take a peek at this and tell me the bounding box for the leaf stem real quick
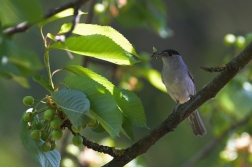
[32,97,48,113]
[33,107,48,115]
[44,50,54,89]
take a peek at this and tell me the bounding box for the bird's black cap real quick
[160,49,180,56]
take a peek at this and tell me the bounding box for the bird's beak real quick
[151,47,165,59]
[151,52,165,59]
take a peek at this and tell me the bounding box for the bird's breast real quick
[162,68,194,104]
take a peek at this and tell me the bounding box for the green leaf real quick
[59,23,139,57]
[150,0,167,15]
[20,112,60,167]
[144,69,167,92]
[49,35,138,65]
[122,116,135,141]
[52,89,91,129]
[120,89,146,127]
[12,75,29,88]
[218,82,252,119]
[0,36,41,87]
[63,65,146,127]
[38,9,87,27]
[9,49,43,76]
[0,61,20,76]
[0,0,42,25]
[0,63,29,88]
[64,76,122,138]
[114,1,170,38]
[0,70,12,79]
[32,75,54,93]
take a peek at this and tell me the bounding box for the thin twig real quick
[3,0,89,36]
[182,112,252,167]
[55,5,82,42]
[63,120,118,157]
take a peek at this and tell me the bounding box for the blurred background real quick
[1,0,252,166]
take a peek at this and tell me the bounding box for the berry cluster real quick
[22,96,85,151]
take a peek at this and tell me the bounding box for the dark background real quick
[1,0,252,166]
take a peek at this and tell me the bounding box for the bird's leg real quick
[172,101,180,113]
[189,94,195,100]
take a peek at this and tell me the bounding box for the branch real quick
[200,63,235,72]
[102,42,252,167]
[55,5,82,42]
[63,120,117,157]
[3,0,89,36]
[182,112,252,167]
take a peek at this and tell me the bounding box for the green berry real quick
[71,125,80,133]
[27,125,32,130]
[42,142,51,152]
[52,129,63,140]
[23,112,34,122]
[30,130,41,140]
[50,141,56,151]
[23,96,34,106]
[50,118,62,129]
[72,135,83,146]
[88,119,98,128]
[41,131,50,141]
[44,109,55,121]
[35,121,43,130]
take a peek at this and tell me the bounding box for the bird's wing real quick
[188,70,196,94]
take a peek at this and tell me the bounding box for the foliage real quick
[93,0,171,38]
[201,33,252,167]
[3,0,252,167]
[9,5,151,165]
[1,1,170,166]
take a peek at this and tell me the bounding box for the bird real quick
[152,49,207,136]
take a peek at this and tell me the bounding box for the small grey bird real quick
[153,49,207,136]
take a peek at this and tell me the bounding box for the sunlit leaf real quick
[49,34,138,65]
[59,23,139,57]
[38,9,87,27]
[144,69,166,92]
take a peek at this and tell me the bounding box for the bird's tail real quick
[188,110,207,136]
